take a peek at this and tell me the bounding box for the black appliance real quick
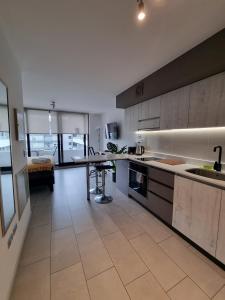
[128,147,136,155]
[136,157,160,162]
[129,162,148,197]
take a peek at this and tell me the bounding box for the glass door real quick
[29,133,59,164]
[61,133,87,164]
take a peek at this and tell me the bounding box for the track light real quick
[137,0,146,21]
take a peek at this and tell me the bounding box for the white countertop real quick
[72,153,225,190]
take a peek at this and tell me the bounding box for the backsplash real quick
[141,128,225,165]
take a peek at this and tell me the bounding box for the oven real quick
[128,162,148,198]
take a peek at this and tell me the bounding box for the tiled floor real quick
[11,168,225,300]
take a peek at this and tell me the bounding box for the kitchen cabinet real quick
[216,191,225,264]
[173,176,221,256]
[147,167,174,225]
[138,97,161,130]
[116,160,129,196]
[117,29,225,109]
[160,86,190,129]
[188,72,225,128]
[124,105,138,133]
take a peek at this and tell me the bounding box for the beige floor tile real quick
[52,205,72,231]
[51,263,90,300]
[126,272,170,300]
[77,228,113,279]
[51,227,80,273]
[168,277,210,300]
[11,259,50,300]
[134,212,172,243]
[103,231,148,284]
[30,205,51,228]
[213,286,225,300]
[113,191,146,216]
[88,205,119,237]
[20,225,51,266]
[160,236,225,297]
[87,268,130,300]
[71,207,96,234]
[130,233,186,291]
[110,210,144,240]
[190,246,225,279]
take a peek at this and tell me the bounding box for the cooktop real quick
[136,157,160,162]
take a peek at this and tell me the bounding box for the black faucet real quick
[213,145,222,172]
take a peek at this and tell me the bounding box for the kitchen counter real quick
[73,153,225,190]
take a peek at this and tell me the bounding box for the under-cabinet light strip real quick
[136,127,225,134]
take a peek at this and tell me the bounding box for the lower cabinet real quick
[173,176,221,256]
[216,191,225,264]
[147,167,174,225]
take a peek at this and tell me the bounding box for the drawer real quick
[148,180,173,203]
[148,167,174,188]
[147,192,173,225]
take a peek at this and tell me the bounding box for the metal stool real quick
[95,165,113,204]
[88,146,102,195]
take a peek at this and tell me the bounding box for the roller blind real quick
[0,105,9,132]
[59,112,88,134]
[26,109,58,134]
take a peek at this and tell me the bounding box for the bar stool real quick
[88,147,102,195]
[95,165,113,204]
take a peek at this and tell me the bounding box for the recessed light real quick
[137,0,146,21]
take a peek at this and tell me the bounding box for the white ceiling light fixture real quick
[137,0,146,21]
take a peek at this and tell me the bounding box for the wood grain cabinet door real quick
[216,191,225,264]
[173,176,221,256]
[160,86,190,130]
[188,72,225,128]
[173,176,193,239]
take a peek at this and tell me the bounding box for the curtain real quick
[58,112,88,134]
[25,109,58,134]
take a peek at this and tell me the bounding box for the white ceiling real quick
[0,0,225,113]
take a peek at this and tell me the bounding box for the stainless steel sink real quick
[186,168,225,181]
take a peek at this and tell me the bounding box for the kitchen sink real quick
[186,168,225,181]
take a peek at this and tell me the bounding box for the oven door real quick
[129,167,147,197]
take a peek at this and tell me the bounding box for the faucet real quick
[213,145,222,172]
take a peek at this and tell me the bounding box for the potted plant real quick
[106,142,127,182]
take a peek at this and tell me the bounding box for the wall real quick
[143,128,225,164]
[101,108,131,151]
[0,27,31,300]
[89,113,103,152]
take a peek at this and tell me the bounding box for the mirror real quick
[0,80,15,235]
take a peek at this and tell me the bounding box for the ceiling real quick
[0,0,225,113]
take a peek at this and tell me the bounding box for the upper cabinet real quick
[117,29,225,109]
[188,72,225,128]
[138,97,160,130]
[160,86,190,130]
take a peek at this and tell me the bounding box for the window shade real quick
[26,109,58,134]
[59,112,88,134]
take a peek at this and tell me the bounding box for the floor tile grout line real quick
[127,232,190,294]
[211,283,225,299]
[158,237,225,298]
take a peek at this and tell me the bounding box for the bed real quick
[27,156,55,191]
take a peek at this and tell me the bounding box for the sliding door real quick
[25,109,89,166]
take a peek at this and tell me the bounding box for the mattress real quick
[27,155,54,173]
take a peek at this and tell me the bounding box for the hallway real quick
[11,168,225,300]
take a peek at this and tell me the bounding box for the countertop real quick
[72,153,225,190]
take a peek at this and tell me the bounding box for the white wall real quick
[89,113,103,153]
[101,108,129,151]
[143,128,225,164]
[0,27,31,300]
